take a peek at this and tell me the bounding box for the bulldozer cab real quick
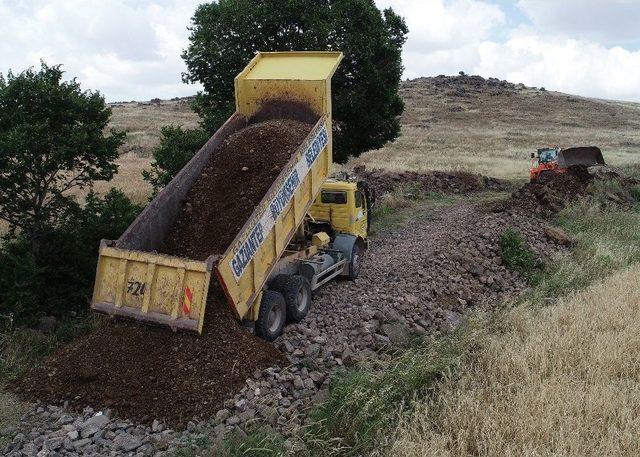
[537,147,559,163]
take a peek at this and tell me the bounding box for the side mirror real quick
[530,152,535,159]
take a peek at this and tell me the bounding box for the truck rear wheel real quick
[255,290,286,341]
[270,275,312,323]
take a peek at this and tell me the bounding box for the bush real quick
[0,189,141,326]
[500,228,537,278]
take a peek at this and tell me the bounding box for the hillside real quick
[350,75,640,178]
[106,75,640,203]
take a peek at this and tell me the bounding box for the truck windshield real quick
[538,149,557,163]
[321,191,347,204]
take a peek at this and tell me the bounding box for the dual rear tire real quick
[255,275,311,341]
[256,244,364,341]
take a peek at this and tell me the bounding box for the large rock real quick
[543,225,573,246]
[381,323,410,346]
[113,433,142,452]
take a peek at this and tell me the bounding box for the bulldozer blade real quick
[558,147,605,168]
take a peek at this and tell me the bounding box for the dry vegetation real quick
[350,78,640,179]
[390,264,640,456]
[109,98,198,157]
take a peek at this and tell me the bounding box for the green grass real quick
[526,201,640,305]
[499,227,538,278]
[304,330,471,456]
[217,425,287,457]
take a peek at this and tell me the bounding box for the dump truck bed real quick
[91,52,342,333]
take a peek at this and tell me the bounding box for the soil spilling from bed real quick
[162,119,313,259]
[12,287,286,425]
[12,118,314,426]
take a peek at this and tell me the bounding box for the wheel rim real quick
[352,250,361,274]
[297,287,309,312]
[267,305,283,333]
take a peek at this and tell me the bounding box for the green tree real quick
[0,62,125,254]
[0,189,141,325]
[142,126,210,194]
[182,0,407,164]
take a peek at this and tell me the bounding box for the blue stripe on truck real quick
[230,122,329,281]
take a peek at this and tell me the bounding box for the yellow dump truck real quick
[91,52,372,341]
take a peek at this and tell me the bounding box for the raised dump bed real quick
[92,52,343,334]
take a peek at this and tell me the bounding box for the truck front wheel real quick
[348,242,364,280]
[255,290,286,341]
[270,275,312,323]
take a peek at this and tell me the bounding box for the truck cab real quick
[309,179,371,241]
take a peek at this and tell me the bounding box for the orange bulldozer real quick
[530,146,605,182]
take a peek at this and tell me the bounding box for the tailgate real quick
[91,244,214,334]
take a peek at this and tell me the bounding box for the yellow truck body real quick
[92,52,343,334]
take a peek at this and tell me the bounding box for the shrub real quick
[0,189,141,326]
[500,228,537,277]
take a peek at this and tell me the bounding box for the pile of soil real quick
[353,166,506,197]
[500,166,639,215]
[13,287,287,426]
[162,119,314,259]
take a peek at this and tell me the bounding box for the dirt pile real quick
[162,119,313,259]
[502,166,639,216]
[353,166,506,197]
[13,287,287,426]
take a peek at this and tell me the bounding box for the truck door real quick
[354,189,368,238]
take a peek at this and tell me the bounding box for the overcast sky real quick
[1,0,639,103]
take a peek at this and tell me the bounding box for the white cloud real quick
[375,0,505,77]
[0,0,202,102]
[475,34,640,102]
[517,0,640,46]
[375,0,640,102]
[1,0,639,103]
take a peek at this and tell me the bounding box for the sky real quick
[1,0,639,103]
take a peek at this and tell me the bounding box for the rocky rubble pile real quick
[1,405,212,457]
[502,166,639,216]
[403,74,539,98]
[353,166,506,196]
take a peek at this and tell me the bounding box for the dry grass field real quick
[350,77,640,179]
[109,98,199,157]
[390,264,640,456]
